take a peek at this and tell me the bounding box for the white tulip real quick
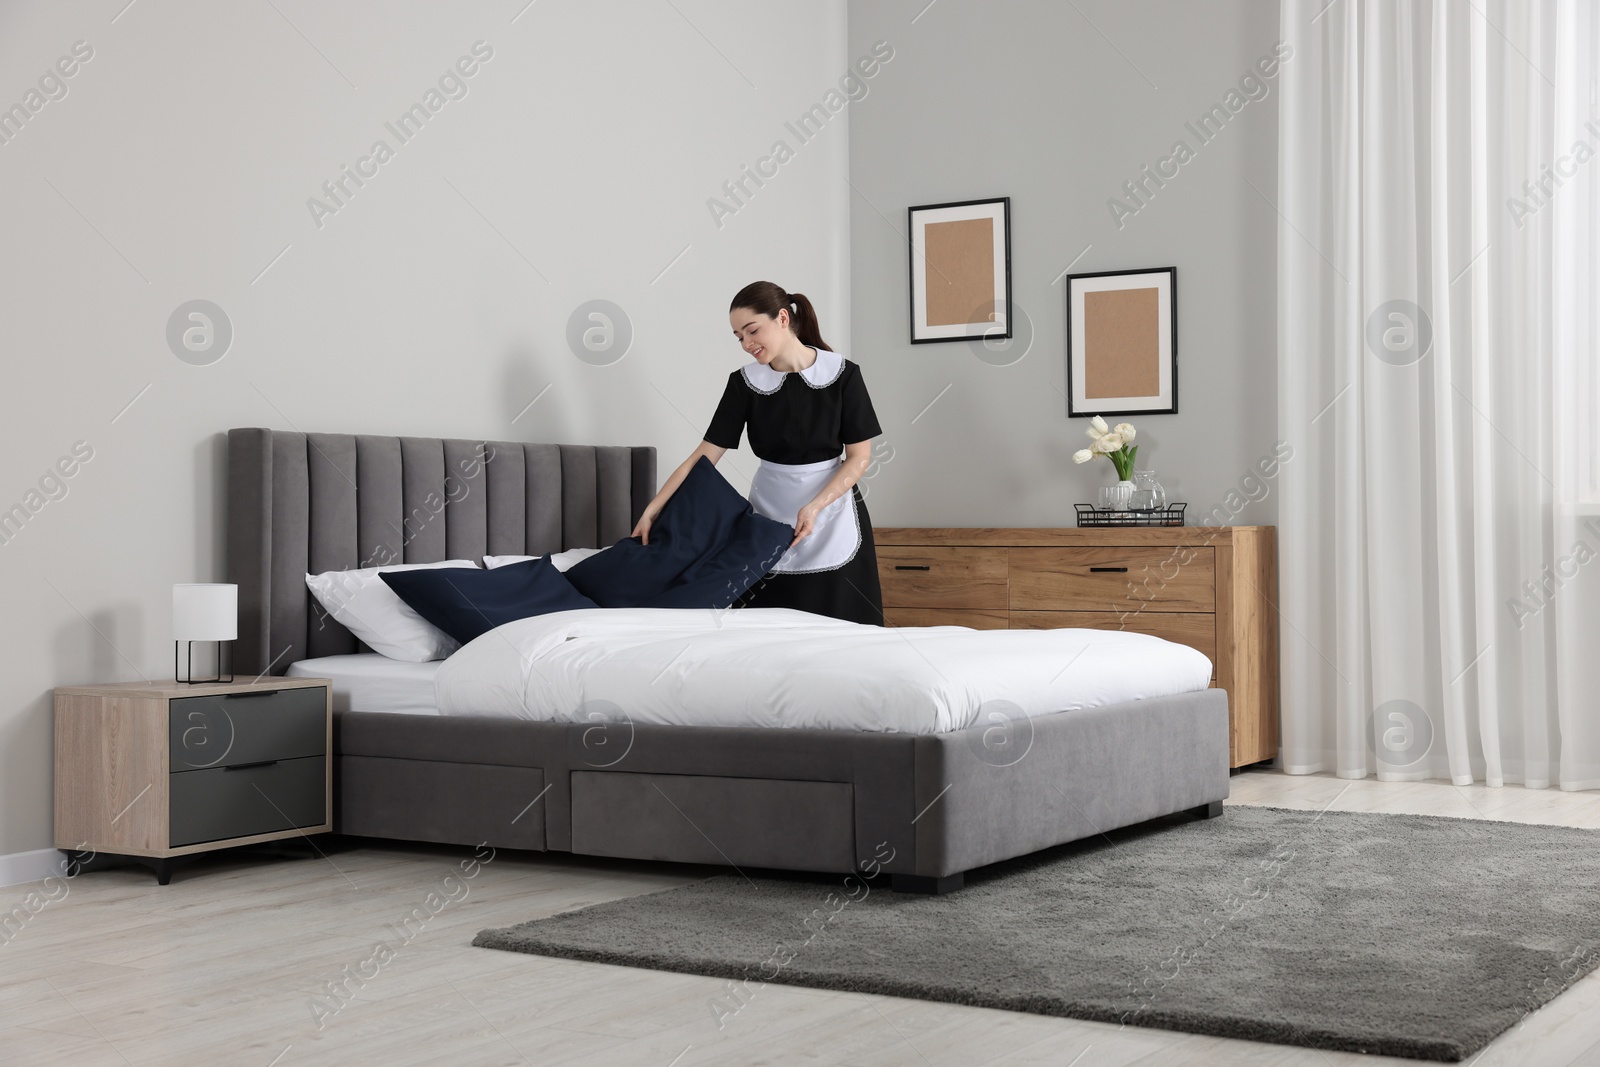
[1085,426,1106,441]
[1094,433,1124,452]
[1072,448,1094,464]
[1114,423,1137,442]
[1090,415,1110,434]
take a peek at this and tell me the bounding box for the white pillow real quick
[305,559,479,662]
[483,546,608,572]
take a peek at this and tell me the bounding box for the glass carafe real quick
[1130,469,1166,512]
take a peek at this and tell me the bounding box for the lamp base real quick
[175,640,234,685]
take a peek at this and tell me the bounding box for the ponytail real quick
[729,280,832,352]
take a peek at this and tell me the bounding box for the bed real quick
[228,428,1229,892]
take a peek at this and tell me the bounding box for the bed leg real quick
[890,872,964,895]
[1190,800,1224,820]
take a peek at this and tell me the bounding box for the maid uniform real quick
[703,346,885,626]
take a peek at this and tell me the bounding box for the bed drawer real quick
[1009,547,1214,613]
[878,547,1008,609]
[885,607,1009,630]
[337,757,545,851]
[1010,610,1218,669]
[571,772,855,874]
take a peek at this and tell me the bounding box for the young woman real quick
[631,281,885,625]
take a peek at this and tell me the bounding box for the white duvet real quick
[434,608,1212,735]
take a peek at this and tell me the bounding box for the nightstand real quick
[54,677,332,884]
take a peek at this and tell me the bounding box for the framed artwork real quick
[1065,266,1177,416]
[907,196,1011,344]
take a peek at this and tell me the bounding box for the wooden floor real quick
[5,771,1600,1066]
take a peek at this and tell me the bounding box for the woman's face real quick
[729,307,787,365]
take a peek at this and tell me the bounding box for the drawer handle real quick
[894,565,932,571]
[1089,566,1129,573]
[224,690,280,700]
[224,760,280,771]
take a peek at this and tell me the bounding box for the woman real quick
[631,281,885,625]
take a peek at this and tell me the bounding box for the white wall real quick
[0,0,849,871]
[0,0,1285,874]
[847,0,1281,527]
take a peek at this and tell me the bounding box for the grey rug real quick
[474,806,1600,1061]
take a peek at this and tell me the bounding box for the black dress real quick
[703,348,885,626]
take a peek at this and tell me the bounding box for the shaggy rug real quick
[474,805,1600,1061]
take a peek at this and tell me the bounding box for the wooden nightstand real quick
[54,677,332,884]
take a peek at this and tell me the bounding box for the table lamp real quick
[173,583,237,684]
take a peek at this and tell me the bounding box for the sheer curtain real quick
[1277,0,1600,789]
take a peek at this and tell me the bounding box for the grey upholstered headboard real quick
[226,428,656,676]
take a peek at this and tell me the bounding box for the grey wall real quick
[847,0,1281,527]
[0,0,849,867]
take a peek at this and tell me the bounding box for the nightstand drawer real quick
[169,686,327,772]
[878,547,1008,609]
[1010,547,1214,612]
[169,755,327,847]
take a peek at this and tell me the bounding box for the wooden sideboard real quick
[874,527,1279,769]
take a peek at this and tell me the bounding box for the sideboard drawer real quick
[169,686,327,772]
[169,755,327,847]
[878,547,1008,609]
[1010,610,1217,670]
[885,607,1010,630]
[1009,547,1214,613]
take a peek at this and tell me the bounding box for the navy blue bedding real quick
[379,556,598,645]
[564,456,792,609]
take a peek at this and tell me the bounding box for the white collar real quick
[740,347,845,394]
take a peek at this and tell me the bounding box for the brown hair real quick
[729,281,831,352]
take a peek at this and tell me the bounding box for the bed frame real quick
[227,428,1229,892]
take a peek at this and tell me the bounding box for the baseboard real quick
[0,848,66,889]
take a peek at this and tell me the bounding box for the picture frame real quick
[907,196,1011,344]
[1065,266,1177,417]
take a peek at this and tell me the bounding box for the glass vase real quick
[1130,469,1166,512]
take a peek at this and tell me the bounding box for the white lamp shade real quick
[172,584,238,642]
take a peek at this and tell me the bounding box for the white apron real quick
[748,457,860,574]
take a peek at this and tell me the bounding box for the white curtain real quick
[1278,0,1600,789]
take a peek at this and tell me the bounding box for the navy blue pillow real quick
[378,556,598,645]
[565,456,793,609]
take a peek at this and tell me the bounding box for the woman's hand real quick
[791,502,822,547]
[633,441,726,547]
[631,510,656,545]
